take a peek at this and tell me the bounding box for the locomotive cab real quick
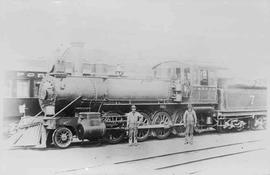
[152,61,218,104]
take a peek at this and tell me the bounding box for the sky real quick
[1,0,270,78]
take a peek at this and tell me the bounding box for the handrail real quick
[52,96,82,118]
[34,111,43,117]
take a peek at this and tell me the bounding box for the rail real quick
[114,139,261,165]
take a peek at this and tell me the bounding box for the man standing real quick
[126,105,143,146]
[183,104,197,144]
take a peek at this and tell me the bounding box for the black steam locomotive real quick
[16,60,267,148]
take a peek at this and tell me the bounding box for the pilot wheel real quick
[52,127,73,149]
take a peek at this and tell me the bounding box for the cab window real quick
[167,68,172,77]
[200,69,208,85]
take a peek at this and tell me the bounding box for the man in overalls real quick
[126,105,143,146]
[183,104,197,144]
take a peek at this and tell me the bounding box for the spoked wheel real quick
[103,112,125,144]
[172,110,185,137]
[105,130,125,144]
[137,112,151,142]
[236,125,245,132]
[251,116,266,130]
[234,120,245,132]
[52,127,73,149]
[152,111,172,139]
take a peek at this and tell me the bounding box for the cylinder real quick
[77,112,106,140]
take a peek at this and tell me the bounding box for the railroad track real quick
[55,139,266,175]
[114,139,265,171]
[156,148,264,170]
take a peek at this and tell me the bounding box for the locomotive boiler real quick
[38,74,172,115]
[13,60,267,149]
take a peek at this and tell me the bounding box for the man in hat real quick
[126,105,143,146]
[183,104,197,144]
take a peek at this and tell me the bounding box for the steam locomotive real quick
[18,60,267,148]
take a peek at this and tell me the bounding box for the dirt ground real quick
[0,130,269,175]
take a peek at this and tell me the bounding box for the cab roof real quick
[152,60,226,70]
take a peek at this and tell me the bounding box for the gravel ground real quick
[0,130,269,175]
